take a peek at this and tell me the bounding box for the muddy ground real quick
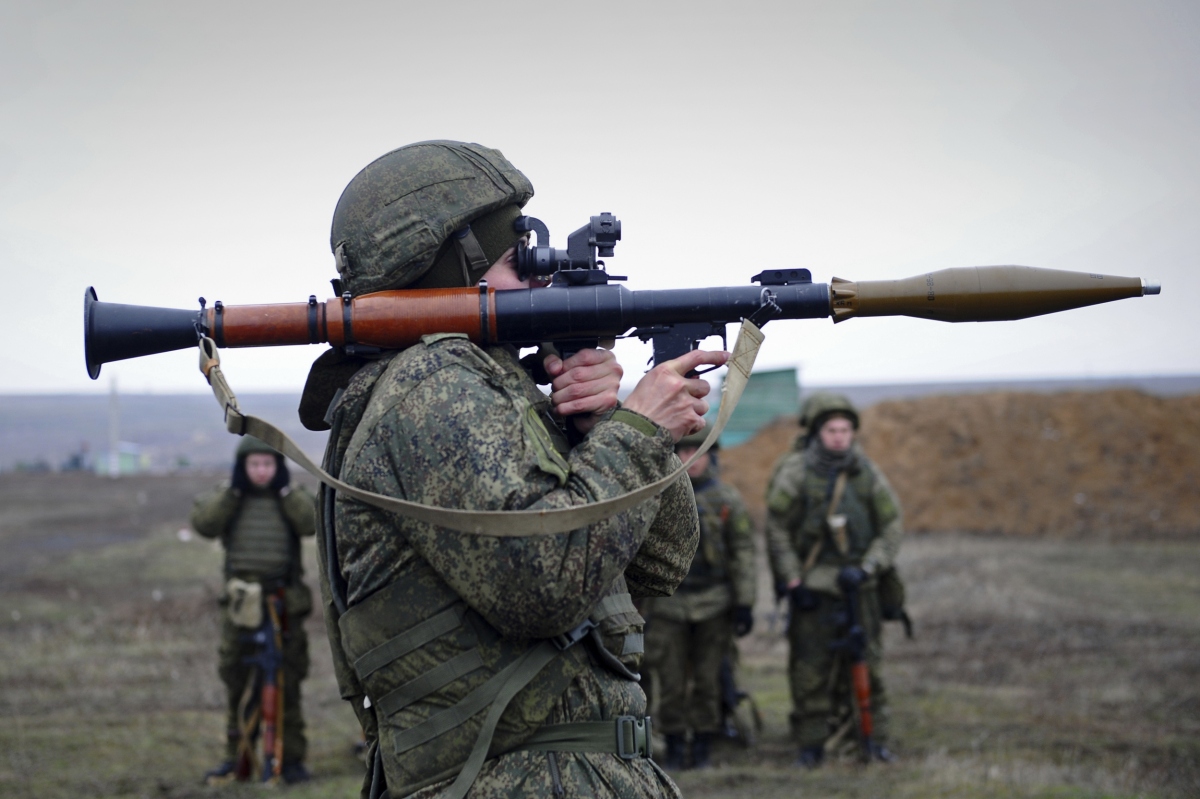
[1,471,1197,798]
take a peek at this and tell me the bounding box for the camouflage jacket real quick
[319,334,697,798]
[642,468,756,623]
[764,437,902,597]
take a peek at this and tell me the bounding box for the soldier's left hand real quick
[543,347,623,434]
[733,605,755,637]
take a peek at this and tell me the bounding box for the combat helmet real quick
[235,435,278,460]
[799,392,860,433]
[330,141,534,295]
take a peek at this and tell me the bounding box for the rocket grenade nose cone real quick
[1142,280,1161,295]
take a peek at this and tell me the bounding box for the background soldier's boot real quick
[870,742,895,763]
[203,760,237,786]
[796,745,824,769]
[281,760,311,784]
[663,734,687,770]
[691,733,713,769]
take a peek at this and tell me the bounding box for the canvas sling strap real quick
[195,320,765,537]
[801,469,849,578]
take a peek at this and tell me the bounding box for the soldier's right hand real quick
[623,349,729,442]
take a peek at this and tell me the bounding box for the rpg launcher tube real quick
[829,265,1160,323]
[83,265,1159,378]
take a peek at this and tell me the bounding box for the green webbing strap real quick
[353,606,463,681]
[376,649,485,718]
[195,320,765,537]
[519,716,653,758]
[389,654,525,755]
[622,632,644,656]
[455,228,491,286]
[441,642,562,799]
[591,592,637,621]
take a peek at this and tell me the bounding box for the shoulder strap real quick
[195,321,765,538]
[801,469,849,575]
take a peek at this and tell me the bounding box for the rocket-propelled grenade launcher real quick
[83,212,1161,379]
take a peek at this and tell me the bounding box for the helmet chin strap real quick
[454,226,491,286]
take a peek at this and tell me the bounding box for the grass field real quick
[1,473,1197,798]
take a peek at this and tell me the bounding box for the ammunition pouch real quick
[588,586,645,674]
[877,566,913,638]
[224,578,263,629]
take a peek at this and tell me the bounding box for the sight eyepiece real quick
[514,213,621,280]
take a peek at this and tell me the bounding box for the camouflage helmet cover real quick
[330,140,534,295]
[235,434,279,460]
[799,392,860,432]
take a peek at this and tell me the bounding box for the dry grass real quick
[1,474,1197,798]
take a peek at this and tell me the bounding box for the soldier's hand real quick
[733,605,754,637]
[543,347,622,434]
[623,349,729,441]
[789,583,819,612]
[837,565,867,591]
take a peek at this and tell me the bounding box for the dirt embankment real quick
[721,389,1200,538]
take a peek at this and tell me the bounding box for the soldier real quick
[191,436,317,784]
[641,425,756,770]
[300,141,727,799]
[764,393,902,767]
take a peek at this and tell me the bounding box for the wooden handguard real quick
[205,288,497,349]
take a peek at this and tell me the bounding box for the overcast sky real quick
[2,0,1196,396]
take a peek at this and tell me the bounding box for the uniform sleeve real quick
[624,472,699,599]
[862,462,903,572]
[281,486,318,538]
[724,487,758,608]
[764,453,806,587]
[347,362,689,640]
[190,485,239,539]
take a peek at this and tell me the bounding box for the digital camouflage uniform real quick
[765,420,902,752]
[641,460,755,750]
[190,437,316,769]
[306,141,700,799]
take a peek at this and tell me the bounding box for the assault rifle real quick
[83,212,1159,378]
[830,566,877,762]
[232,590,286,784]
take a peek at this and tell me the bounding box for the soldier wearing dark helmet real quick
[301,141,726,799]
[190,435,317,785]
[764,393,902,767]
[641,424,756,770]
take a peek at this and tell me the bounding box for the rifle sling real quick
[801,469,849,578]
[195,321,765,537]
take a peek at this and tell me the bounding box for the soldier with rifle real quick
[765,393,901,767]
[190,436,316,785]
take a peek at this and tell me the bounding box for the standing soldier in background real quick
[765,393,902,767]
[642,424,757,770]
[191,436,317,785]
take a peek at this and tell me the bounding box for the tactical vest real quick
[679,476,732,590]
[796,462,879,567]
[224,493,294,582]
[315,339,648,798]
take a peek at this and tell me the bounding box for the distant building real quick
[706,367,799,446]
[93,442,150,476]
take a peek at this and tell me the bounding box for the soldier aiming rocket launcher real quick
[83,211,1160,378]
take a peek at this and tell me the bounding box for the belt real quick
[519,715,653,760]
